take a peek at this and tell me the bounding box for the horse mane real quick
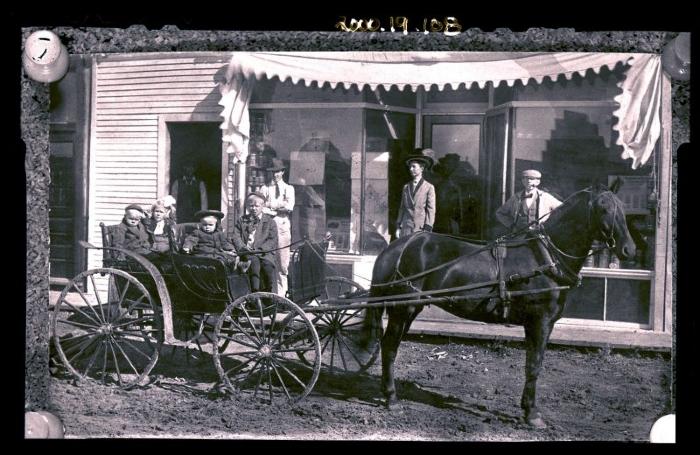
[542,187,593,228]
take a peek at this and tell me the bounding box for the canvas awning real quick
[219,52,662,169]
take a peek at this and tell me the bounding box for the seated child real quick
[181,210,238,268]
[145,200,176,253]
[113,204,155,257]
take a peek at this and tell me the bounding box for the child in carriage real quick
[181,209,238,270]
[145,199,176,253]
[113,203,157,258]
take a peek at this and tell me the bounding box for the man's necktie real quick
[275,183,280,199]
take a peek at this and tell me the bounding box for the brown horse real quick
[362,184,636,428]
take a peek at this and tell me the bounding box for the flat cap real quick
[522,169,542,179]
[124,204,145,214]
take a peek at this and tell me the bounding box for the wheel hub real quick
[258,345,272,357]
[97,323,113,335]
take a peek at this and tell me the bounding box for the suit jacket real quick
[231,213,278,263]
[397,178,436,233]
[495,188,562,230]
[113,220,153,256]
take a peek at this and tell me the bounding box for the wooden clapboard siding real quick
[87,55,229,294]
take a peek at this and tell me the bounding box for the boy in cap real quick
[395,149,437,239]
[182,209,237,268]
[231,192,279,294]
[113,203,156,257]
[495,169,562,235]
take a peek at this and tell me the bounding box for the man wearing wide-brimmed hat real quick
[170,160,208,223]
[260,158,295,297]
[495,169,562,234]
[395,149,437,239]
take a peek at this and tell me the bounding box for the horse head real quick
[589,183,636,261]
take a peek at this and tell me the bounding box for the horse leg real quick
[521,314,554,429]
[381,305,420,408]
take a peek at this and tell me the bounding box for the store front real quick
[80,51,671,346]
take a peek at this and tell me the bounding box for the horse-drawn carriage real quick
[51,184,636,427]
[51,222,380,404]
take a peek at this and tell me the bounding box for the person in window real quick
[495,169,562,236]
[260,159,295,297]
[170,161,208,223]
[181,209,238,269]
[395,150,436,239]
[231,192,279,294]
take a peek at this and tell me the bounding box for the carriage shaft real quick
[304,286,570,313]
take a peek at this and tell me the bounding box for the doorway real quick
[167,122,222,212]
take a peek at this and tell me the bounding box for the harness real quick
[372,188,622,319]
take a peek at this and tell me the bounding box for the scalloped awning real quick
[219,52,662,169]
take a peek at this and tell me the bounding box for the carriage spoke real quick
[329,335,336,370]
[239,304,263,343]
[111,315,156,329]
[122,294,147,319]
[80,339,104,378]
[58,318,101,331]
[223,355,257,377]
[227,318,262,348]
[273,345,317,354]
[110,335,141,376]
[66,335,101,365]
[107,340,123,386]
[267,362,274,404]
[256,298,265,342]
[270,312,297,346]
[338,311,362,326]
[336,336,349,370]
[59,332,97,352]
[89,274,107,322]
[115,336,154,362]
[71,283,105,324]
[337,333,365,367]
[270,357,308,390]
[100,340,109,383]
[60,298,102,327]
[269,361,292,400]
[266,301,279,344]
[218,331,259,351]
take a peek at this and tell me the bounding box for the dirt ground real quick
[47,335,672,441]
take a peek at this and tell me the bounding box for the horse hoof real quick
[526,416,547,429]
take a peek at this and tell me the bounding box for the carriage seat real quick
[99,222,145,271]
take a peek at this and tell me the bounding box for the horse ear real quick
[609,176,624,194]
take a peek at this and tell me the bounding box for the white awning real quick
[219,52,662,169]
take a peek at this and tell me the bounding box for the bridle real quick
[538,188,621,261]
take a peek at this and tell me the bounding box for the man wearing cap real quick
[260,159,295,297]
[181,209,237,267]
[495,169,562,235]
[395,149,437,239]
[231,192,279,294]
[171,161,208,223]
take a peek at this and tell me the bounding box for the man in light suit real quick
[395,150,437,239]
[260,158,295,297]
[495,169,562,235]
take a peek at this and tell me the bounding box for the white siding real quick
[87,55,230,295]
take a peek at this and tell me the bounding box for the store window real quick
[248,107,363,251]
[506,104,658,326]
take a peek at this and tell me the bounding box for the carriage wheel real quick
[213,292,321,405]
[297,276,380,374]
[51,268,163,389]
